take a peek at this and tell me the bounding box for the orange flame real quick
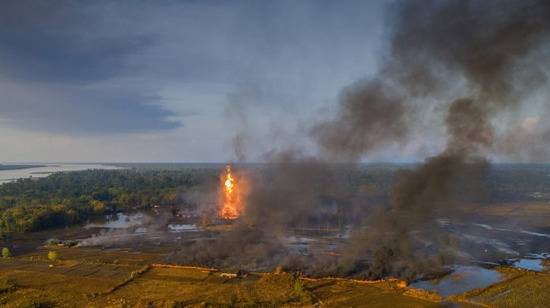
[219,165,245,219]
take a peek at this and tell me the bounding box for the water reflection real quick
[411,265,502,297]
[513,259,544,271]
[85,212,144,229]
[168,224,199,232]
[84,212,199,234]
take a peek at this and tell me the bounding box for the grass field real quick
[0,247,441,307]
[455,267,550,307]
[0,243,548,307]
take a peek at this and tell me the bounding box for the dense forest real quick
[0,169,215,234]
[1,163,549,236]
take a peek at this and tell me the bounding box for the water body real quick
[85,212,144,229]
[84,212,199,233]
[411,266,502,297]
[513,259,545,271]
[0,163,121,184]
[168,224,199,233]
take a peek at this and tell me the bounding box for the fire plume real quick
[219,165,245,219]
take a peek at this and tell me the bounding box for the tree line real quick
[0,169,214,234]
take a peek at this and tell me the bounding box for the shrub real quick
[47,251,58,262]
[292,277,312,303]
[274,265,284,274]
[14,296,51,308]
[89,200,106,213]
[293,279,304,294]
[46,238,77,247]
[1,247,10,258]
[0,277,16,293]
[200,212,213,228]
[166,301,184,308]
[45,238,61,246]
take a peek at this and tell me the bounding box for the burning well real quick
[219,165,248,220]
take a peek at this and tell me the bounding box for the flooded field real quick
[1,201,549,307]
[75,209,550,264]
[37,204,541,266]
[85,213,146,230]
[1,165,549,306]
[410,265,502,297]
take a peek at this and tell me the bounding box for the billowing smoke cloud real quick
[312,79,408,161]
[329,0,550,278]
[179,0,550,279]
[316,0,550,161]
[495,112,550,162]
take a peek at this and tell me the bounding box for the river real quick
[0,163,121,184]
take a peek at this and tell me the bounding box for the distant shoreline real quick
[0,163,121,185]
[0,164,46,171]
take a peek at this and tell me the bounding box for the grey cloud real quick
[0,0,180,134]
[0,1,154,83]
[0,83,180,135]
[0,0,386,139]
[0,31,153,83]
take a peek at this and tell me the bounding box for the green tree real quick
[1,247,10,258]
[0,169,206,234]
[47,250,58,261]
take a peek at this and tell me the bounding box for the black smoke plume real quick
[179,0,550,279]
[329,0,550,278]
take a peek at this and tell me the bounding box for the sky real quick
[1,1,547,163]
[0,0,394,163]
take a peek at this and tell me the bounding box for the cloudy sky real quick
[2,1,548,163]
[0,0,396,162]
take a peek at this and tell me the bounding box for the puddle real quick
[410,265,502,297]
[167,224,198,232]
[462,234,519,255]
[85,212,144,229]
[526,252,550,259]
[135,227,148,233]
[473,223,491,230]
[512,258,544,271]
[287,236,317,243]
[472,223,550,238]
[518,230,550,239]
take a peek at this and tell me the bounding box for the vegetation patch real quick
[1,247,11,259]
[463,268,550,307]
[0,277,16,293]
[0,169,209,234]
